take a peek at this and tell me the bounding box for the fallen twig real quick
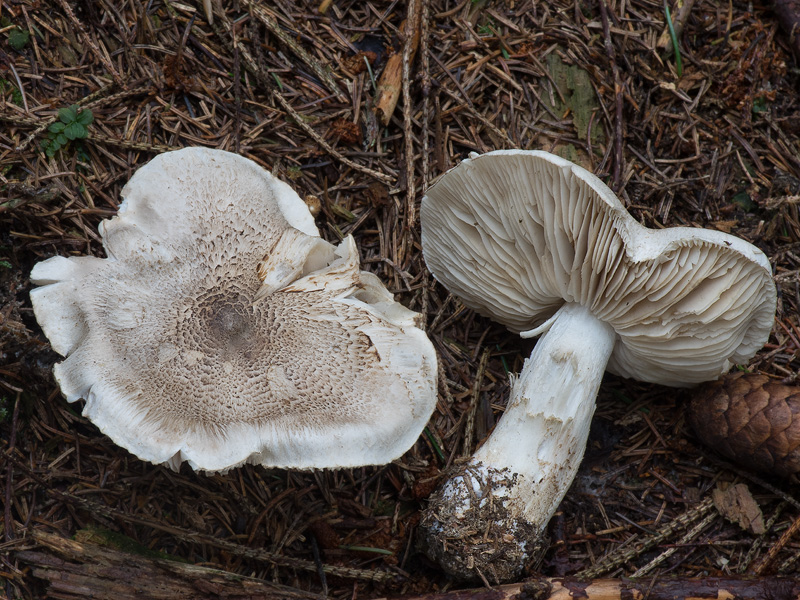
[242,0,346,102]
[402,0,421,235]
[55,0,123,85]
[273,91,394,184]
[213,11,393,185]
[3,394,20,542]
[420,0,432,192]
[576,497,715,579]
[631,507,717,577]
[749,504,799,575]
[598,0,624,192]
[376,4,422,126]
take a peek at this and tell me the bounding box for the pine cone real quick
[687,372,800,478]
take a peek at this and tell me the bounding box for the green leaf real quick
[544,53,604,147]
[330,202,356,222]
[423,426,445,462]
[59,105,78,124]
[8,28,29,50]
[664,1,683,77]
[731,191,757,212]
[0,260,12,269]
[752,97,768,114]
[76,109,93,126]
[64,122,83,140]
[1,78,24,106]
[56,133,67,145]
[49,122,65,133]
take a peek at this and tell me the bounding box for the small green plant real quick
[664,0,683,77]
[2,15,30,50]
[8,27,29,50]
[0,78,23,106]
[752,96,769,114]
[42,104,93,157]
[285,165,302,180]
[476,17,495,36]
[731,191,757,212]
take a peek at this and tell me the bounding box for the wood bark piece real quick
[688,372,800,477]
[374,5,422,126]
[373,576,800,600]
[712,482,766,534]
[16,530,321,600]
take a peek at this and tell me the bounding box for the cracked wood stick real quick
[375,5,422,126]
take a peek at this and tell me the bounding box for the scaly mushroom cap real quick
[31,148,437,472]
[422,150,776,386]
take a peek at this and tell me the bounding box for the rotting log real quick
[15,530,321,600]
[16,531,800,600]
[375,577,800,600]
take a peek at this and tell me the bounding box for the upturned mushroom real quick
[30,147,437,473]
[418,150,776,581]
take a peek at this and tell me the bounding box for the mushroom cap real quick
[31,148,437,472]
[421,150,776,386]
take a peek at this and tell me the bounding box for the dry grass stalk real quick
[657,0,698,55]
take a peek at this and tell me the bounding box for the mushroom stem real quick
[420,303,616,582]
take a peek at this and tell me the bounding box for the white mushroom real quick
[418,150,776,582]
[30,147,437,473]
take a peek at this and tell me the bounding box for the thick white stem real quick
[420,303,616,582]
[477,302,616,526]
